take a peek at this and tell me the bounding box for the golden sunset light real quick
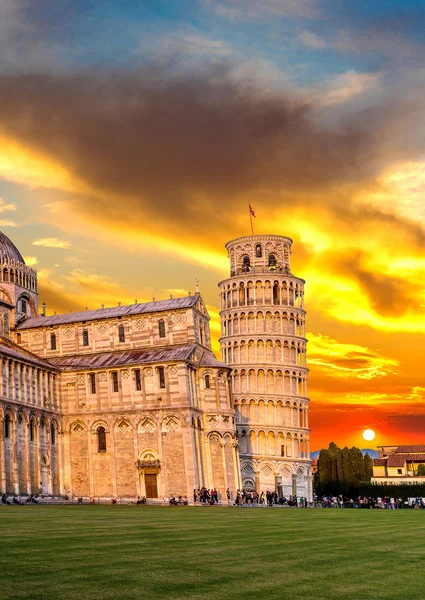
[0,0,424,458]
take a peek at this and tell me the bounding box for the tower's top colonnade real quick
[224,234,296,279]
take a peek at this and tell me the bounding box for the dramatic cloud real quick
[2,0,425,449]
[32,237,72,249]
[308,333,398,380]
[22,256,38,266]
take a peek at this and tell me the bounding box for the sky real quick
[1,0,425,450]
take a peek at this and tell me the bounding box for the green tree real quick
[417,463,425,476]
[363,453,374,481]
[317,448,332,495]
[317,443,372,496]
[342,446,355,492]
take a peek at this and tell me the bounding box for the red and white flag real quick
[249,204,256,218]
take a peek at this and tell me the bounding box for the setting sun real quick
[362,429,376,442]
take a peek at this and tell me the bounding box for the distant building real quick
[373,445,425,483]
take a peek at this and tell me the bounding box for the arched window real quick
[268,254,277,269]
[205,374,211,389]
[3,269,8,282]
[10,271,14,283]
[4,414,10,439]
[16,332,21,344]
[30,418,35,442]
[4,314,9,339]
[51,333,57,350]
[111,371,119,393]
[242,256,251,272]
[82,329,89,346]
[158,366,166,389]
[97,426,107,452]
[158,319,166,338]
[89,373,96,394]
[50,422,56,445]
[20,298,27,314]
[118,324,125,343]
[256,244,262,258]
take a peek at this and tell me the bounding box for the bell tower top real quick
[225,234,293,277]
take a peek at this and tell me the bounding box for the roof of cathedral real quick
[0,337,59,370]
[47,343,227,371]
[0,231,25,263]
[16,295,200,329]
[198,349,229,369]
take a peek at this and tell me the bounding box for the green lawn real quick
[1,506,425,600]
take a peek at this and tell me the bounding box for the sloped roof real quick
[387,453,425,467]
[47,344,198,371]
[0,337,58,371]
[373,458,387,466]
[198,349,229,369]
[16,295,199,330]
[396,445,425,454]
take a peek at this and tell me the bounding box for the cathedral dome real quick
[0,231,25,263]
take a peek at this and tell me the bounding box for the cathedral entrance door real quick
[144,473,158,498]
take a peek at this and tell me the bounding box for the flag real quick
[249,204,256,218]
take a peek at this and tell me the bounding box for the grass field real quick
[1,506,425,600]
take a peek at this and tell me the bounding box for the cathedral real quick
[0,231,311,501]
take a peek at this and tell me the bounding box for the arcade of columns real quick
[0,355,62,496]
[219,234,312,498]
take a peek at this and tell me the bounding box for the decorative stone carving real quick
[116,419,130,433]
[63,327,74,339]
[162,416,179,432]
[138,417,155,433]
[72,422,85,434]
[260,464,273,477]
[135,318,147,330]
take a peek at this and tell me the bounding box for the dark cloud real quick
[0,66,422,243]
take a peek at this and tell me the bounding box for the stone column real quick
[0,415,5,492]
[25,417,31,495]
[11,414,19,494]
[254,469,260,494]
[0,358,3,399]
[110,421,118,498]
[204,437,214,489]
[220,440,228,495]
[87,428,95,498]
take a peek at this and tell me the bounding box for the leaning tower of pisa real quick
[219,235,312,500]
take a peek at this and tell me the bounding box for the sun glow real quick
[362,429,376,442]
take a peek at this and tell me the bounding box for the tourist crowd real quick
[320,495,425,509]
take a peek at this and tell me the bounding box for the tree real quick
[317,442,372,497]
[417,463,425,476]
[317,448,332,495]
[363,453,374,481]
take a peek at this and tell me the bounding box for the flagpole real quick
[249,205,254,235]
